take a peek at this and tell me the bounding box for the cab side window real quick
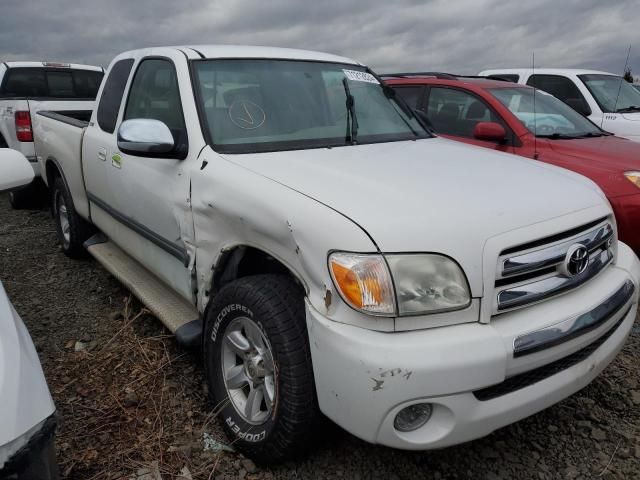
[124,58,188,157]
[527,74,591,116]
[97,59,134,133]
[425,87,502,138]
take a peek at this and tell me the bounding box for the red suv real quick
[385,73,640,251]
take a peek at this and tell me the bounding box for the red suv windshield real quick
[491,87,603,138]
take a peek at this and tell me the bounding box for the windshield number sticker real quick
[343,69,379,84]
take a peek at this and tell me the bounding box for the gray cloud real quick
[0,0,638,76]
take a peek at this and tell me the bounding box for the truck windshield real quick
[491,87,603,138]
[192,59,429,153]
[579,74,640,113]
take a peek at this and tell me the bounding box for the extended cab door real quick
[421,86,516,152]
[83,58,135,216]
[83,52,195,302]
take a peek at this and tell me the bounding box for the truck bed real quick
[36,110,92,128]
[32,110,92,218]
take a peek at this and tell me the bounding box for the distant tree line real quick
[623,67,634,83]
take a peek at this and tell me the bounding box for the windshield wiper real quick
[537,131,609,140]
[616,105,640,113]
[577,131,609,138]
[536,133,580,139]
[342,77,359,144]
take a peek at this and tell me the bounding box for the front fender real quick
[190,149,394,331]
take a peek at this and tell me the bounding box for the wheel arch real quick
[44,156,64,188]
[45,157,76,216]
[209,245,308,300]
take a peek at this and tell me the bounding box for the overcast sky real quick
[1,0,638,77]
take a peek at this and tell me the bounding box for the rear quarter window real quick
[97,59,135,133]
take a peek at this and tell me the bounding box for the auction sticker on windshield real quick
[343,69,379,84]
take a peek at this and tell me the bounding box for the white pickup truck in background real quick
[32,45,640,463]
[479,68,640,142]
[0,61,103,208]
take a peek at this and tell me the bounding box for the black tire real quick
[51,176,93,258]
[8,178,47,210]
[8,183,35,209]
[204,274,319,463]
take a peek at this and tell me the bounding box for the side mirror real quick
[0,149,34,193]
[473,122,506,142]
[564,98,592,117]
[117,119,174,155]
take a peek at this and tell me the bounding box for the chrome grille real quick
[494,219,614,313]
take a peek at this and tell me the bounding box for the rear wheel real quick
[52,176,93,258]
[204,274,319,463]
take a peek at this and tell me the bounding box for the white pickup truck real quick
[0,61,103,208]
[479,68,640,142]
[32,45,640,463]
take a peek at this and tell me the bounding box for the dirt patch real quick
[1,193,639,479]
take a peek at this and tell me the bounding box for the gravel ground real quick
[0,193,639,479]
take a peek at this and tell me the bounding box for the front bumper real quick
[307,242,640,450]
[0,414,58,479]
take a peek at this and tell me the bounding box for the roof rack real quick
[380,72,458,80]
[458,74,517,83]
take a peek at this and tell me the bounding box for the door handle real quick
[97,148,107,161]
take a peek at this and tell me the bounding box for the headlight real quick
[329,252,471,316]
[624,171,640,189]
[386,254,471,315]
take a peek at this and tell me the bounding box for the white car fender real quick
[0,281,55,467]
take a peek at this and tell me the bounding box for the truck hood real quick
[621,111,640,122]
[225,138,607,292]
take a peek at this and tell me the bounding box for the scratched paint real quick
[370,368,413,391]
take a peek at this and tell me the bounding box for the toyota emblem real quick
[561,244,589,277]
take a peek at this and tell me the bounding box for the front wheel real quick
[204,275,319,463]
